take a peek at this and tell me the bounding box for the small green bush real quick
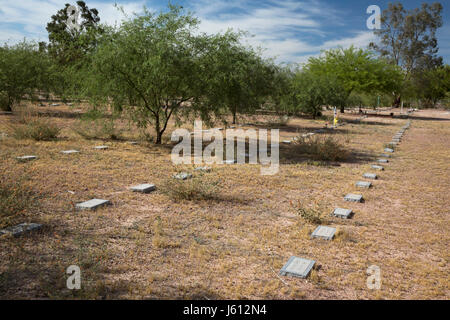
[296,207,322,225]
[160,176,220,201]
[293,135,349,161]
[11,118,60,141]
[73,118,122,140]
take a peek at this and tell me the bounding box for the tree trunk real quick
[3,96,13,112]
[393,95,401,108]
[340,105,345,113]
[2,104,12,112]
[155,114,161,144]
[232,107,237,124]
[156,131,162,144]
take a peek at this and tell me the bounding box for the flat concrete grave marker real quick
[174,172,192,180]
[61,150,80,154]
[282,140,292,144]
[377,159,389,163]
[384,148,394,153]
[130,184,155,193]
[94,146,108,150]
[344,193,363,202]
[356,181,372,189]
[311,226,336,240]
[333,208,353,219]
[17,155,37,161]
[128,141,138,145]
[372,165,384,171]
[0,223,42,237]
[363,173,377,180]
[380,154,391,158]
[279,256,315,279]
[76,199,110,210]
[224,159,237,164]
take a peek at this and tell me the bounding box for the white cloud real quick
[191,0,374,64]
[0,0,146,43]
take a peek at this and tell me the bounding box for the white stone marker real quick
[61,150,80,154]
[282,140,292,144]
[380,154,391,158]
[372,165,384,171]
[344,194,363,202]
[130,184,156,193]
[356,181,372,189]
[174,172,193,180]
[76,199,110,210]
[279,256,315,279]
[0,223,42,237]
[311,226,336,240]
[363,173,377,180]
[224,159,237,164]
[17,155,37,161]
[94,146,108,150]
[384,148,394,153]
[333,208,353,219]
[377,159,389,163]
[128,141,138,145]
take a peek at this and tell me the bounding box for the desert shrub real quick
[296,207,322,225]
[293,134,349,161]
[11,117,60,141]
[73,118,122,140]
[160,176,221,201]
[0,178,37,228]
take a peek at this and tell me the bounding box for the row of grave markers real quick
[1,119,413,283]
[279,119,412,279]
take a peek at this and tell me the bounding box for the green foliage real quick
[413,65,450,107]
[369,2,444,107]
[11,118,60,141]
[370,2,443,75]
[306,46,403,111]
[87,5,211,144]
[0,41,54,111]
[289,69,347,118]
[201,31,277,124]
[293,135,350,162]
[46,1,102,65]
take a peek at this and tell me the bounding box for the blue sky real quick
[0,0,448,64]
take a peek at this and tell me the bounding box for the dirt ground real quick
[0,104,449,299]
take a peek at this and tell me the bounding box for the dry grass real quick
[0,103,449,299]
